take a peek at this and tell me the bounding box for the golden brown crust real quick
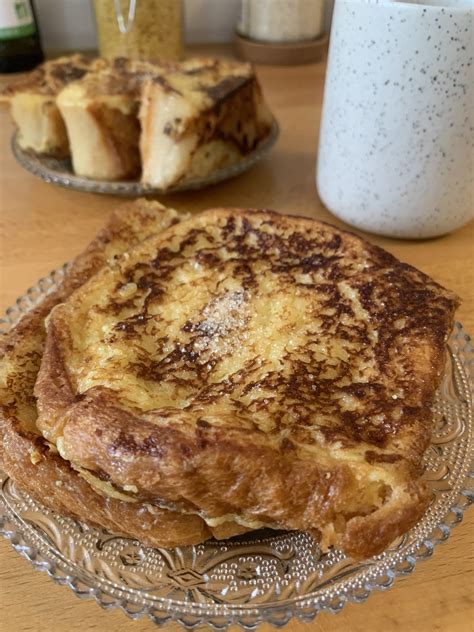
[3,55,274,186]
[0,55,105,100]
[35,208,459,559]
[139,61,274,188]
[1,422,209,547]
[143,64,270,152]
[340,482,430,558]
[0,199,219,547]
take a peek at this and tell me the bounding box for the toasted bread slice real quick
[0,200,227,547]
[3,55,274,184]
[35,209,459,559]
[55,57,273,185]
[55,58,159,180]
[1,55,106,158]
[54,58,216,181]
[139,60,274,189]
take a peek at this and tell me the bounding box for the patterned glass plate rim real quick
[0,265,473,630]
[11,120,279,197]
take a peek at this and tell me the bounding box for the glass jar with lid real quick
[236,0,327,65]
[238,0,324,43]
[93,0,182,61]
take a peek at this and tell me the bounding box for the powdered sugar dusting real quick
[193,290,250,356]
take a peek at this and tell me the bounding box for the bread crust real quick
[0,55,100,100]
[139,62,274,188]
[1,420,210,547]
[0,200,227,547]
[3,55,274,186]
[35,208,459,559]
[0,55,107,158]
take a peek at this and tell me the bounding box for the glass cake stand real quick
[0,266,472,629]
[11,121,279,196]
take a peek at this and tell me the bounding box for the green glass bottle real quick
[0,0,44,73]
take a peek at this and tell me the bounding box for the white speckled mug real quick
[317,0,474,238]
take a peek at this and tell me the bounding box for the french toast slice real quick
[55,58,159,180]
[1,54,106,158]
[35,208,459,559]
[139,60,274,189]
[0,200,249,546]
[53,58,214,181]
[2,55,275,185]
[55,57,273,185]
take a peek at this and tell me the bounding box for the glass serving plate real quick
[11,121,279,197]
[0,267,472,630]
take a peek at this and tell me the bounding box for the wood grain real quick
[0,46,473,632]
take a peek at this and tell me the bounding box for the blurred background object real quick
[93,0,182,61]
[236,0,327,65]
[238,0,324,43]
[26,0,334,53]
[0,0,43,73]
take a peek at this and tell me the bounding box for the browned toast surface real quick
[0,200,231,547]
[1,55,110,157]
[35,208,459,558]
[139,59,274,188]
[3,55,274,185]
[0,54,106,100]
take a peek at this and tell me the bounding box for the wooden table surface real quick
[0,47,473,632]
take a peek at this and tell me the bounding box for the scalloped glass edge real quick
[0,265,472,630]
[11,120,279,197]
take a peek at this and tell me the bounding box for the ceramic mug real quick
[317,0,473,239]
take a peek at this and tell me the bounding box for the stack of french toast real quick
[0,200,458,559]
[1,55,274,189]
